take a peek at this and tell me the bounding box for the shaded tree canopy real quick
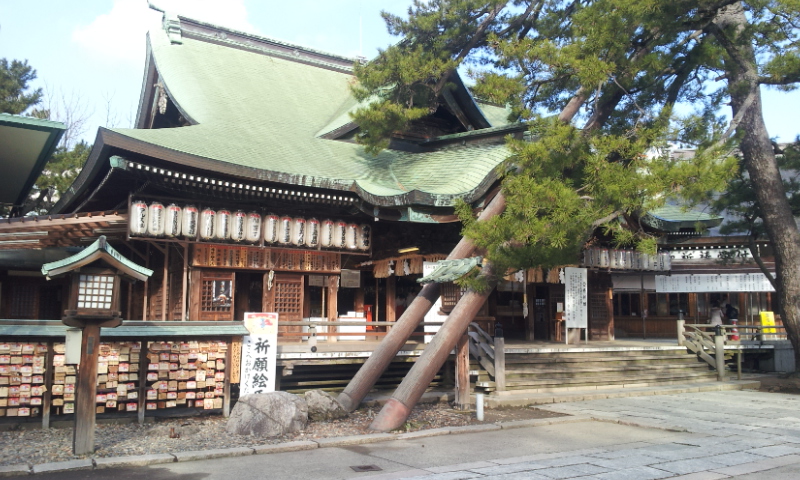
[0,58,42,114]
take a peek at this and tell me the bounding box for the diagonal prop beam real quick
[337,192,505,412]
[369,261,497,432]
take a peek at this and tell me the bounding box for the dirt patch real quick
[758,373,800,394]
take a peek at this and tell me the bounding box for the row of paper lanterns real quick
[129,200,371,250]
[583,248,671,271]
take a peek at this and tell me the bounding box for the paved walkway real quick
[364,389,800,479]
[5,388,800,479]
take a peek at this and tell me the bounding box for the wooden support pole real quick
[369,263,496,432]
[677,319,685,346]
[338,192,506,412]
[455,334,469,410]
[73,324,101,455]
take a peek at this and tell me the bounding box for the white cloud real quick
[72,0,257,65]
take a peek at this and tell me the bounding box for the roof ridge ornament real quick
[163,12,183,45]
[149,1,182,44]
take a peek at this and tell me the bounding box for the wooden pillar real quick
[386,275,396,323]
[42,341,55,429]
[606,287,615,341]
[137,340,149,425]
[73,324,101,455]
[327,276,339,342]
[354,288,365,314]
[455,334,469,410]
[143,244,150,321]
[182,243,189,321]
[162,245,169,321]
[223,341,233,417]
[494,335,506,392]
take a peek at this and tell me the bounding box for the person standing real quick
[709,300,724,327]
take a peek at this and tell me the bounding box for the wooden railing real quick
[467,322,505,392]
[276,320,443,344]
[677,320,786,381]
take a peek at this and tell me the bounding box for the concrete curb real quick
[252,440,318,455]
[0,464,30,478]
[32,459,93,474]
[94,453,176,469]
[314,433,395,448]
[172,447,254,462]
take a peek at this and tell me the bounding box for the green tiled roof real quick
[41,236,153,281]
[107,28,511,208]
[418,256,483,284]
[642,205,723,232]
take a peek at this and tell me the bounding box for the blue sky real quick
[1,0,798,146]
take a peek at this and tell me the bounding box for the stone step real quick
[483,378,762,407]
[504,363,710,377]
[504,353,699,365]
[477,370,719,390]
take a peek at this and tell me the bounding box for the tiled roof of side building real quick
[107,24,513,207]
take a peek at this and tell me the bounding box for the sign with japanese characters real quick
[655,274,775,293]
[240,312,279,395]
[564,267,588,329]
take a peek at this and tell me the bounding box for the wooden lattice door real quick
[189,270,235,321]
[263,273,304,339]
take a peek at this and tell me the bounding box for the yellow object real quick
[760,311,776,334]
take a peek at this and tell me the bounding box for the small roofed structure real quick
[0,113,66,216]
[42,235,153,328]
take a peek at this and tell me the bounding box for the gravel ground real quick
[0,403,566,467]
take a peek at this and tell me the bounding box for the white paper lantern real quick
[129,200,148,236]
[278,215,293,244]
[357,224,371,250]
[147,202,165,237]
[306,218,320,248]
[320,219,334,247]
[231,210,246,242]
[345,223,358,250]
[333,221,347,248]
[292,217,306,245]
[165,204,182,238]
[658,252,671,271]
[182,205,198,238]
[215,209,231,240]
[245,212,261,243]
[598,248,610,268]
[200,208,216,240]
[264,214,279,243]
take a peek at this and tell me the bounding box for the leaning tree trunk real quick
[713,3,800,369]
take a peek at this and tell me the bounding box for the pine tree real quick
[353,0,800,364]
[0,58,42,114]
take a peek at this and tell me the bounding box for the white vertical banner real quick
[564,267,588,329]
[240,312,279,395]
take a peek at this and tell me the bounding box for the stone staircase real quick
[473,346,718,393]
